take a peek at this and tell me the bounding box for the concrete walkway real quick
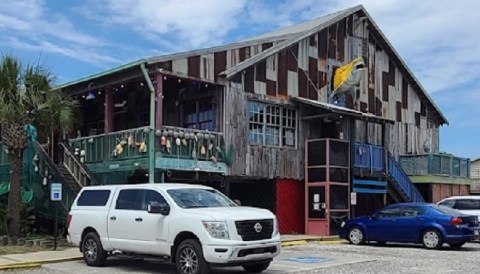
[0,235,345,270]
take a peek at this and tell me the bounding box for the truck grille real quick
[235,219,273,241]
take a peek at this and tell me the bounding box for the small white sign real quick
[51,183,62,201]
[351,192,357,205]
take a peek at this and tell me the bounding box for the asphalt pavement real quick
[5,241,480,273]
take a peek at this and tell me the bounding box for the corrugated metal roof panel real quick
[240,7,352,43]
[291,96,394,123]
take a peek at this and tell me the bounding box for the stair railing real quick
[58,142,98,188]
[32,141,71,212]
[387,152,424,203]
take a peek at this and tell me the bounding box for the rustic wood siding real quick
[214,51,227,81]
[224,82,303,179]
[278,51,288,96]
[188,56,200,78]
[155,12,444,176]
[158,61,172,71]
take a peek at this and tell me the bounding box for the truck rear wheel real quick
[242,261,271,273]
[175,239,210,274]
[82,232,107,266]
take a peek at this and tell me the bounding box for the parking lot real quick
[5,241,480,274]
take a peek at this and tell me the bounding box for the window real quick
[377,207,402,218]
[438,200,455,208]
[77,190,110,206]
[453,199,480,210]
[142,190,168,211]
[116,189,143,210]
[183,99,215,131]
[247,101,297,147]
[167,188,237,209]
[401,207,425,217]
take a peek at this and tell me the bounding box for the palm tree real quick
[0,55,77,237]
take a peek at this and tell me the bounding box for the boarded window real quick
[256,60,266,82]
[188,56,200,78]
[402,78,408,109]
[396,102,402,122]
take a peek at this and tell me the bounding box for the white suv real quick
[67,183,280,274]
[437,196,480,221]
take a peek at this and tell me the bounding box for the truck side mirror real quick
[148,201,170,216]
[233,199,241,206]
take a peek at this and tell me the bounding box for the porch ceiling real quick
[291,96,394,124]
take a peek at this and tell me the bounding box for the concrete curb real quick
[0,262,41,270]
[0,256,82,271]
[281,237,348,247]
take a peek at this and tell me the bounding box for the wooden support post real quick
[104,87,114,133]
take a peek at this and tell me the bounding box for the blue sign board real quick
[283,257,331,264]
[50,183,62,201]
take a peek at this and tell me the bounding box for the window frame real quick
[247,101,298,148]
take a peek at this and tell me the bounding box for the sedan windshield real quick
[167,188,237,209]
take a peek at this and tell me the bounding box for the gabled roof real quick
[54,5,447,125]
[222,5,363,77]
[239,7,353,43]
[221,5,448,125]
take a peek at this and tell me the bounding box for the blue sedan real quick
[339,203,479,249]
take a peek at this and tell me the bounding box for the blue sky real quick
[1,0,479,159]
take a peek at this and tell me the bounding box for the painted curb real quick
[0,262,41,270]
[281,237,347,247]
[0,256,82,271]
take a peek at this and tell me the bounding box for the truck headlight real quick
[202,221,230,240]
[273,217,279,237]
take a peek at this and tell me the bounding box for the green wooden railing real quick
[70,127,150,163]
[69,126,226,164]
[159,126,225,162]
[399,153,470,178]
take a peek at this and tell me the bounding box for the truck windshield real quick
[167,188,237,209]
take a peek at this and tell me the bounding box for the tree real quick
[0,55,77,237]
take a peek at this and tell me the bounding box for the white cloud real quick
[320,0,480,93]
[0,0,116,66]
[81,0,247,49]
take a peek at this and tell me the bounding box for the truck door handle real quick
[135,218,143,222]
[110,216,116,220]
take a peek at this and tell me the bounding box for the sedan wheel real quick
[422,229,443,249]
[348,227,365,245]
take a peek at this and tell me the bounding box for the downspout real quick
[141,63,156,184]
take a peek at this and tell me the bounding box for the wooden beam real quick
[302,113,338,121]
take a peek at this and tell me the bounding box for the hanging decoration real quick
[332,56,365,97]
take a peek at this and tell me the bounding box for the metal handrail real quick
[388,152,424,203]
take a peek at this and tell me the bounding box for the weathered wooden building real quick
[469,158,480,194]
[0,5,471,235]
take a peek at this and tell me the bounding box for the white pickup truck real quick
[67,183,280,274]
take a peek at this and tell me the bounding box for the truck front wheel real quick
[82,232,107,266]
[175,239,210,274]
